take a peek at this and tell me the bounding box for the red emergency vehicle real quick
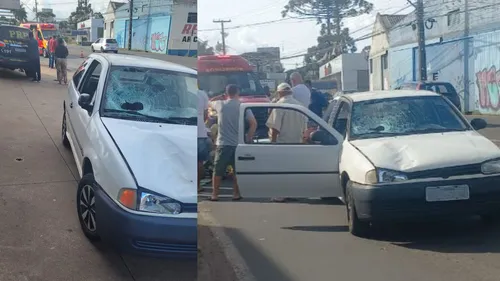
[19,23,58,57]
[198,55,271,138]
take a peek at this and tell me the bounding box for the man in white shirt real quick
[198,88,210,192]
[290,72,311,108]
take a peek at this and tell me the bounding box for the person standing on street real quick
[266,83,308,203]
[27,32,41,82]
[210,84,257,201]
[55,38,68,85]
[48,36,57,69]
[305,79,328,118]
[198,86,211,193]
[290,72,311,108]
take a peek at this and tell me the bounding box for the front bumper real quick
[94,187,197,258]
[351,175,500,222]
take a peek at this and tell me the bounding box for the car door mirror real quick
[470,118,487,130]
[310,130,338,145]
[78,93,93,111]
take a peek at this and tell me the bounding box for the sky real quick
[199,0,414,70]
[21,0,116,21]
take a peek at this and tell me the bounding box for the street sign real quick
[0,0,20,10]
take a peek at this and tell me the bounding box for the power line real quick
[213,19,231,55]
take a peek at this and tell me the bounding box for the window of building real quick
[447,9,460,26]
[187,12,197,23]
[369,59,373,74]
[382,54,388,70]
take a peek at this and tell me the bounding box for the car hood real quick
[101,117,197,203]
[350,131,500,172]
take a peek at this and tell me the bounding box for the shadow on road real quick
[282,225,348,232]
[223,226,294,281]
[369,217,500,254]
[0,68,30,80]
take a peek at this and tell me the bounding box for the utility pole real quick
[213,19,230,55]
[128,0,133,50]
[34,0,38,22]
[463,0,470,112]
[416,0,427,81]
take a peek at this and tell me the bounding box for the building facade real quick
[369,13,406,91]
[384,0,500,114]
[104,0,196,56]
[318,53,369,92]
[77,18,104,43]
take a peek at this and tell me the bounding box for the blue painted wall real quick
[113,15,172,53]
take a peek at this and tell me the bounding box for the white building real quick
[369,13,406,91]
[103,1,126,39]
[77,18,104,43]
[318,53,369,92]
[382,0,500,114]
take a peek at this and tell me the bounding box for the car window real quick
[79,60,102,97]
[350,96,468,140]
[105,39,117,43]
[332,101,350,138]
[101,66,198,123]
[72,59,90,88]
[325,100,339,125]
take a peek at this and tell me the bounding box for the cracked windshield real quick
[102,66,197,124]
[351,96,467,139]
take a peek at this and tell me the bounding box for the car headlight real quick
[118,188,182,214]
[365,169,408,184]
[481,160,500,174]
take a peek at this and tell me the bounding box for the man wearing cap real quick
[267,83,308,202]
[210,84,257,201]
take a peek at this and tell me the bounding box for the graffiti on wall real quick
[151,32,167,52]
[476,66,500,110]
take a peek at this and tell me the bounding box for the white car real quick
[61,53,198,257]
[235,90,500,237]
[91,38,118,53]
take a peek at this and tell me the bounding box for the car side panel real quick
[339,141,375,184]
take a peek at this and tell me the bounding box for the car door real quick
[235,103,344,198]
[93,39,101,49]
[69,58,105,170]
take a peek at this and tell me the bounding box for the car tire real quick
[61,111,70,149]
[113,51,118,54]
[91,46,95,52]
[77,173,101,241]
[346,180,371,237]
[100,47,105,53]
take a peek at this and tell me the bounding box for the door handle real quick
[69,102,73,108]
[238,156,255,161]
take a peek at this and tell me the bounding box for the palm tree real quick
[12,4,28,24]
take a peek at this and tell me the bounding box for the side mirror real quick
[310,130,338,145]
[78,93,93,111]
[470,118,487,130]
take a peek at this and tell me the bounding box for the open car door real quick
[235,103,343,198]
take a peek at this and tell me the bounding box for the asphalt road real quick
[199,115,500,281]
[0,67,196,280]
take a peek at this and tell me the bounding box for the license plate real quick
[15,48,26,52]
[425,185,470,202]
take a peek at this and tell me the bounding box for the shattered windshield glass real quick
[350,96,468,140]
[101,66,197,124]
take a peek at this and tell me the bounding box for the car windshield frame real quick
[198,71,264,98]
[99,65,198,125]
[348,95,472,141]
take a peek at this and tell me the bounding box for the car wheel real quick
[113,51,118,54]
[77,173,100,241]
[346,180,371,237]
[100,47,105,53]
[91,46,95,52]
[61,111,70,148]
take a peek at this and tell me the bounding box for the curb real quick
[199,208,256,281]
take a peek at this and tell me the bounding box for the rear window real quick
[0,26,30,41]
[423,83,457,95]
[106,39,117,43]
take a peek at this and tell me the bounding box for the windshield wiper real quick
[102,109,182,124]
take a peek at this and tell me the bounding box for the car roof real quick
[344,90,440,102]
[91,53,196,75]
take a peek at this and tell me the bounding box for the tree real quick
[36,11,56,22]
[12,4,28,24]
[198,40,214,55]
[362,45,370,54]
[68,3,93,30]
[283,0,373,63]
[93,12,103,19]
